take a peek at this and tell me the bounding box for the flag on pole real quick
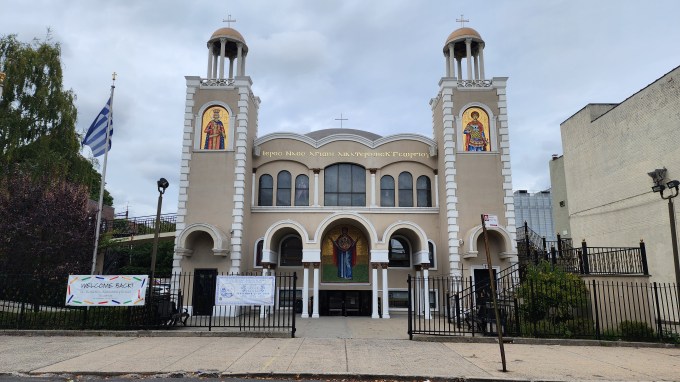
[82,97,113,157]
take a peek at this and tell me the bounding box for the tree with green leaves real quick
[0,32,112,205]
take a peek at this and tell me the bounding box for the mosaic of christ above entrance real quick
[321,225,369,283]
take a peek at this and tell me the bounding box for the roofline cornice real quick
[254,132,436,150]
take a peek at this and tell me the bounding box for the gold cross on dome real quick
[456,14,469,27]
[223,14,237,28]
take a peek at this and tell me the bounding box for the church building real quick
[172,24,517,318]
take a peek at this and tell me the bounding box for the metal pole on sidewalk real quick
[481,214,507,372]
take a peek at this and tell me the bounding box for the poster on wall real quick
[65,275,148,306]
[321,225,369,283]
[215,275,275,306]
[483,214,499,227]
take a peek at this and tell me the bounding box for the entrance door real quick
[192,269,217,315]
[319,290,372,316]
[473,268,498,304]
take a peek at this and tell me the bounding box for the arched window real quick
[255,239,264,267]
[389,236,411,268]
[428,241,436,268]
[279,236,302,266]
[276,171,291,206]
[295,174,309,206]
[258,174,273,206]
[417,175,432,207]
[380,175,395,207]
[324,163,366,206]
[398,172,413,207]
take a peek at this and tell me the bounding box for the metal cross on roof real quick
[335,113,348,129]
[223,14,237,28]
[456,14,469,27]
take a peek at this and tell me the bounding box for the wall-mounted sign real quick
[483,214,499,228]
[66,275,148,306]
[215,275,275,306]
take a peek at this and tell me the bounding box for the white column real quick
[312,263,320,318]
[448,45,455,79]
[423,267,431,319]
[434,173,439,208]
[302,265,310,318]
[381,264,390,318]
[313,170,320,206]
[229,57,234,79]
[236,43,243,78]
[370,169,377,207]
[371,264,379,318]
[456,58,463,81]
[207,45,213,78]
[479,44,485,80]
[241,54,247,76]
[219,38,226,79]
[465,38,472,80]
[212,54,218,79]
[473,54,479,80]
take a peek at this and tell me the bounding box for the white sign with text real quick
[66,275,148,306]
[215,275,276,306]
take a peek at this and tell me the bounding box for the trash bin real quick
[294,298,303,313]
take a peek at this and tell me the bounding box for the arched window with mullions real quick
[295,174,309,206]
[324,163,366,206]
[417,175,432,207]
[389,236,411,268]
[258,174,273,206]
[279,235,303,266]
[380,175,395,207]
[398,172,413,207]
[276,171,291,206]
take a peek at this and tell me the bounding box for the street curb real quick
[0,329,290,338]
[411,334,680,348]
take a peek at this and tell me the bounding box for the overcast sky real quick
[3,0,680,217]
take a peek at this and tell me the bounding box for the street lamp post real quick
[150,178,169,290]
[648,168,680,299]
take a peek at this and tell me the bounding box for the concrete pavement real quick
[0,316,678,381]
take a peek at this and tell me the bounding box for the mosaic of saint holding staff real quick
[203,108,226,149]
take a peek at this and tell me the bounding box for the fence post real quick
[550,246,557,271]
[592,280,600,340]
[652,282,663,340]
[454,293,461,329]
[513,297,520,336]
[530,278,537,337]
[556,233,563,256]
[581,240,590,275]
[407,274,413,340]
[542,237,547,255]
[291,272,297,338]
[640,240,649,276]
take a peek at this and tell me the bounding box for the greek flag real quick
[82,97,113,157]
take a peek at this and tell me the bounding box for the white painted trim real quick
[313,212,380,247]
[254,132,436,151]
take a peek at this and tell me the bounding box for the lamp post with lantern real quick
[648,168,680,298]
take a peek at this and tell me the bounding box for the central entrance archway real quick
[319,224,372,316]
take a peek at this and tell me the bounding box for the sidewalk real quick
[0,317,678,381]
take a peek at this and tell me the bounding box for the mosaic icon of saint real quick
[203,108,226,150]
[463,111,488,151]
[332,227,357,280]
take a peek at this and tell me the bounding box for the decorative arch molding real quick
[262,219,311,250]
[176,222,230,257]
[462,224,517,259]
[456,102,498,153]
[193,100,237,151]
[254,132,436,156]
[313,212,379,248]
[381,220,429,252]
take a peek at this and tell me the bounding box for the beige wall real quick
[549,155,570,237]
[560,67,680,283]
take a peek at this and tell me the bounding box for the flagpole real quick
[90,73,116,275]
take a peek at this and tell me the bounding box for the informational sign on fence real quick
[483,214,499,227]
[65,275,148,306]
[215,275,275,306]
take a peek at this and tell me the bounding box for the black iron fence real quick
[408,264,679,343]
[101,214,177,238]
[0,272,297,337]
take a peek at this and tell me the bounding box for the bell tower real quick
[432,24,517,279]
[173,25,260,276]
